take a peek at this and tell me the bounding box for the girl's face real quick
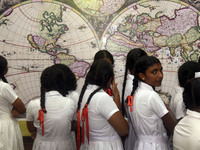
[139,63,163,87]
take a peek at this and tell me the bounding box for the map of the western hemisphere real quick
[0,0,99,104]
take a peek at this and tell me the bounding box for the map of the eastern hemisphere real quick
[0,0,199,105]
[101,0,200,101]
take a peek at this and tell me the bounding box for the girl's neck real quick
[192,107,200,113]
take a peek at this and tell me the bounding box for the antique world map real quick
[0,0,199,104]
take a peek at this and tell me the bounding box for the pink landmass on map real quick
[156,8,198,36]
[32,35,46,47]
[70,61,90,77]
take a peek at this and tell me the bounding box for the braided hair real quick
[76,59,114,148]
[94,50,114,65]
[121,48,147,116]
[52,64,77,96]
[0,55,8,83]
[77,59,114,110]
[178,61,200,88]
[131,56,161,96]
[183,78,200,110]
[40,64,76,113]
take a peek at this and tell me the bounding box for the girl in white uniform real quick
[93,50,120,110]
[121,48,147,150]
[0,55,26,150]
[170,61,200,120]
[127,56,177,150]
[26,64,77,150]
[77,59,129,150]
[173,77,200,150]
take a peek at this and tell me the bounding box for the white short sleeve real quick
[175,99,185,119]
[26,101,35,121]
[149,92,168,118]
[67,91,79,120]
[1,83,18,104]
[97,94,119,120]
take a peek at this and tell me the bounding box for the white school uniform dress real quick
[80,84,123,150]
[124,74,136,150]
[173,109,200,150]
[169,86,186,119]
[26,91,76,150]
[0,80,24,150]
[67,91,79,150]
[128,82,170,150]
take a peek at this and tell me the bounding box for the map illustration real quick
[102,0,200,98]
[0,0,99,104]
[0,0,199,105]
[73,0,126,16]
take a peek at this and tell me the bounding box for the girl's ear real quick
[107,77,113,88]
[138,72,145,81]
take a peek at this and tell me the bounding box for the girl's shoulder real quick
[27,98,40,108]
[0,81,11,90]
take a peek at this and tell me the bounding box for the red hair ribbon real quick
[81,104,89,144]
[105,88,113,96]
[77,109,81,150]
[37,109,46,136]
[127,95,133,112]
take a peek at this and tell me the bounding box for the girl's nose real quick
[158,71,163,78]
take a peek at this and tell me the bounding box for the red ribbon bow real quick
[105,88,113,96]
[81,104,89,144]
[77,109,81,150]
[127,95,133,112]
[37,109,46,136]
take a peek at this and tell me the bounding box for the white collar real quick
[140,81,154,91]
[45,91,62,97]
[186,109,200,118]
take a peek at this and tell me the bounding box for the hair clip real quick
[195,72,200,78]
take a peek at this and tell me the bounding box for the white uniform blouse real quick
[26,91,76,150]
[124,74,136,150]
[0,80,24,150]
[128,81,170,150]
[170,86,186,119]
[0,81,18,115]
[79,84,123,150]
[173,109,200,150]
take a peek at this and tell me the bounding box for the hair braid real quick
[77,82,88,110]
[40,66,52,113]
[131,75,139,96]
[121,66,128,116]
[40,83,47,113]
[0,55,8,83]
[0,74,8,83]
[86,87,102,105]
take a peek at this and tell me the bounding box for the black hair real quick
[94,50,114,65]
[131,55,161,96]
[121,48,147,116]
[183,78,200,110]
[40,64,77,113]
[76,59,113,145]
[178,61,200,87]
[52,64,77,95]
[0,55,8,83]
[77,59,114,110]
